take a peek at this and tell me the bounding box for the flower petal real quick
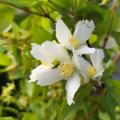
[29,65,62,86]
[94,69,104,78]
[78,57,91,83]
[56,19,72,49]
[73,20,95,45]
[31,41,71,64]
[30,43,42,60]
[76,45,95,56]
[72,51,81,70]
[41,41,71,63]
[78,56,91,70]
[29,65,52,82]
[90,49,104,77]
[65,73,80,105]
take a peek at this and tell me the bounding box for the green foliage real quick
[0,53,12,66]
[57,83,93,120]
[0,4,15,32]
[0,0,120,120]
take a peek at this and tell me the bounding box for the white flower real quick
[29,41,82,105]
[29,19,105,106]
[56,19,95,55]
[75,49,104,84]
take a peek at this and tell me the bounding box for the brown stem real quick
[113,52,120,63]
[103,0,118,48]
[0,1,55,22]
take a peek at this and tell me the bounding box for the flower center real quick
[59,62,75,78]
[69,36,80,48]
[87,66,96,78]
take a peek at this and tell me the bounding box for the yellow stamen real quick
[87,66,96,78]
[69,36,80,48]
[59,62,75,78]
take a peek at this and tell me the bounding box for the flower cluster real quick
[29,19,104,105]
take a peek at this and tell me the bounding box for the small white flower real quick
[30,41,82,105]
[76,49,104,84]
[56,19,95,55]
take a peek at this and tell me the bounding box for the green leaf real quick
[51,0,69,8]
[89,34,98,44]
[22,113,39,120]
[0,53,12,66]
[0,117,17,120]
[31,18,52,43]
[98,110,111,120]
[57,83,93,120]
[2,0,41,7]
[106,79,120,102]
[100,80,119,120]
[0,4,15,33]
[99,95,117,120]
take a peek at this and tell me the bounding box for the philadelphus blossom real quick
[56,19,95,55]
[29,41,82,105]
[74,49,105,84]
[29,19,105,105]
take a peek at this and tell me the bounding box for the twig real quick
[0,1,55,22]
[103,0,118,48]
[113,52,120,63]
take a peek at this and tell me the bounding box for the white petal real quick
[56,19,72,49]
[90,49,104,77]
[29,65,51,82]
[94,69,104,78]
[31,43,42,60]
[73,20,95,45]
[72,52,92,84]
[78,57,91,83]
[76,45,95,56]
[72,51,81,70]
[65,73,80,105]
[31,41,71,64]
[29,65,62,86]
[78,56,91,70]
[41,41,71,62]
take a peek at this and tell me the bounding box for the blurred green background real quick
[0,0,120,120]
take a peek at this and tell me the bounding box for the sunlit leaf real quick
[0,53,12,66]
[22,113,39,120]
[98,110,111,120]
[89,34,98,44]
[0,117,17,120]
[0,4,15,33]
[2,0,42,7]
